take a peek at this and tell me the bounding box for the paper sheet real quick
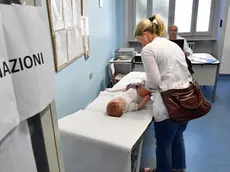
[59,72,153,172]
[55,30,68,67]
[76,26,84,55]
[63,0,73,29]
[81,16,89,36]
[0,121,37,172]
[72,0,81,26]
[67,27,83,60]
[188,53,219,64]
[67,26,84,60]
[50,0,64,31]
[59,109,152,172]
[81,16,90,57]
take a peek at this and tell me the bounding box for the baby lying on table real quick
[106,81,152,117]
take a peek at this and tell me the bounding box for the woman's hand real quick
[137,87,152,98]
[143,95,151,103]
[138,95,151,110]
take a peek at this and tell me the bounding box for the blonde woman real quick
[135,14,193,172]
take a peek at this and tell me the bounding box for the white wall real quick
[220,5,230,74]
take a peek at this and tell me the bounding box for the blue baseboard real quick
[217,74,230,79]
[218,74,230,77]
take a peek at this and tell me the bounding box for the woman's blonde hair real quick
[134,14,166,37]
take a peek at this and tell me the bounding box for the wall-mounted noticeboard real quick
[46,0,90,72]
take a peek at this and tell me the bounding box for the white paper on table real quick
[188,53,219,64]
[50,0,64,31]
[59,73,153,172]
[0,121,37,172]
[59,109,152,172]
[72,0,81,26]
[55,30,68,66]
[0,5,55,126]
[67,27,84,60]
[63,0,73,29]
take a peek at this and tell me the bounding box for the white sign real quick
[0,5,55,141]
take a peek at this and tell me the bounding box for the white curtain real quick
[0,121,37,172]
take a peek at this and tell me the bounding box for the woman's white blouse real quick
[141,37,193,122]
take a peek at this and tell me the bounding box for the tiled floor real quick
[140,76,230,172]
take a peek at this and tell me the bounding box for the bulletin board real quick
[46,0,90,72]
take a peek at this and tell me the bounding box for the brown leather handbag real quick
[161,81,211,122]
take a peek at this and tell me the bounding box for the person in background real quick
[167,25,194,75]
[135,14,192,172]
[167,25,193,57]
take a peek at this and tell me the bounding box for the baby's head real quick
[106,98,125,117]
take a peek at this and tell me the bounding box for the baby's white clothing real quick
[117,88,142,112]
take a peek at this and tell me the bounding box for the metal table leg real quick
[135,139,143,172]
[212,86,217,103]
[212,64,220,103]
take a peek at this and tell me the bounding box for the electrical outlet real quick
[89,72,93,79]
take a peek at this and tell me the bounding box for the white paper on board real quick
[72,0,82,26]
[55,30,68,66]
[67,28,74,60]
[50,0,65,31]
[81,16,89,36]
[81,16,90,54]
[76,26,84,55]
[63,0,73,29]
[67,27,84,60]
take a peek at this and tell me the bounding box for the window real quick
[196,0,212,32]
[174,0,193,33]
[152,0,170,30]
[136,0,148,25]
[128,0,215,40]
[173,0,214,35]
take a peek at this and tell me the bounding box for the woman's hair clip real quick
[149,16,155,22]
[149,16,158,25]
